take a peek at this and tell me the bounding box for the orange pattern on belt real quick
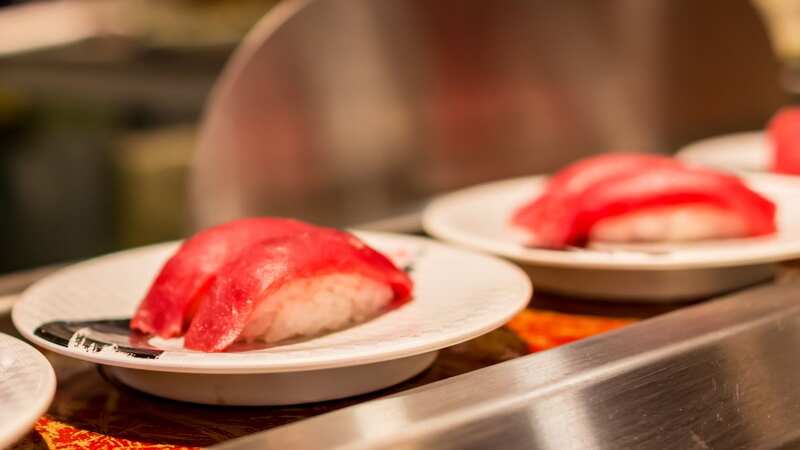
[507,309,635,352]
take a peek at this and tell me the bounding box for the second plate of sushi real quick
[676,107,800,175]
[424,153,800,301]
[12,219,530,405]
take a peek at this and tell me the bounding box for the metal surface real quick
[213,281,800,450]
[193,0,784,230]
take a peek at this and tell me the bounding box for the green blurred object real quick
[113,125,195,248]
[0,97,119,271]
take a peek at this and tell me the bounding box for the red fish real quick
[512,153,683,247]
[183,230,413,352]
[131,218,316,338]
[769,106,800,175]
[512,155,776,248]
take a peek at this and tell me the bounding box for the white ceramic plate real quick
[12,232,531,375]
[676,131,771,172]
[423,173,800,271]
[0,333,56,449]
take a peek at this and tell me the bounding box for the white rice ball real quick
[238,273,393,344]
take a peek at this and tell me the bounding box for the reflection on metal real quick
[193,0,784,229]
[213,281,800,449]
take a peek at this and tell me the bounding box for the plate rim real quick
[422,173,800,271]
[12,231,532,374]
[0,332,56,449]
[676,130,769,170]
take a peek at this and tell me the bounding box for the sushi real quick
[769,107,800,175]
[185,230,412,352]
[131,219,412,352]
[131,218,317,338]
[511,153,683,247]
[512,153,776,249]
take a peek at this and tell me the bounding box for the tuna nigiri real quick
[769,106,800,175]
[512,153,683,247]
[131,218,413,352]
[184,230,412,352]
[512,154,776,249]
[131,218,319,338]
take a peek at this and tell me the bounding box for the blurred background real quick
[0,0,791,274]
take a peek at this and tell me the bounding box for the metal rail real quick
[214,282,800,450]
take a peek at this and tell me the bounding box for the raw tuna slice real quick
[131,218,315,338]
[769,106,800,175]
[183,229,413,352]
[513,156,776,248]
[512,153,682,247]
